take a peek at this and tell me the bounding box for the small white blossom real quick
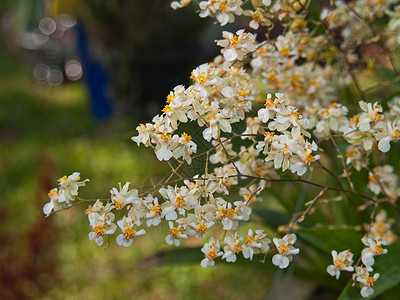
[272,234,300,269]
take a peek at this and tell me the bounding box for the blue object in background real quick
[76,21,113,120]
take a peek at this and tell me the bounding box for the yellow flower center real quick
[230,35,240,46]
[278,243,290,254]
[238,90,248,97]
[197,223,208,234]
[375,244,385,255]
[368,174,377,183]
[114,199,124,210]
[151,205,161,216]
[245,235,256,245]
[245,193,256,204]
[349,115,359,125]
[175,194,186,207]
[329,102,338,109]
[166,94,175,104]
[264,131,275,141]
[48,188,59,198]
[217,208,237,218]
[207,250,218,260]
[124,227,136,239]
[162,105,172,114]
[366,276,376,287]
[290,111,300,119]
[58,175,68,183]
[206,113,216,122]
[373,110,382,121]
[334,258,345,269]
[190,72,207,85]
[181,132,192,143]
[279,47,290,57]
[264,97,276,107]
[160,134,172,143]
[233,242,243,254]
[170,227,181,238]
[304,152,316,165]
[219,2,228,11]
[93,225,105,236]
[393,128,399,138]
[346,149,356,158]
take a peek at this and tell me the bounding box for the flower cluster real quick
[43,1,400,298]
[327,210,397,297]
[43,172,89,216]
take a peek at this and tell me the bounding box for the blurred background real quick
[0,0,313,299]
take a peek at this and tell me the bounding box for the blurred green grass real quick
[0,37,291,300]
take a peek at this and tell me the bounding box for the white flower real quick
[116,214,146,247]
[201,238,223,268]
[242,229,271,260]
[327,250,354,279]
[57,172,89,204]
[272,234,300,269]
[361,236,388,267]
[110,182,141,210]
[353,267,380,298]
[165,221,188,246]
[358,101,383,132]
[222,233,243,263]
[377,121,399,152]
[43,173,89,216]
[144,195,162,227]
[88,212,117,246]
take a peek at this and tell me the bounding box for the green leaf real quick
[298,227,364,255]
[338,241,400,300]
[253,208,294,229]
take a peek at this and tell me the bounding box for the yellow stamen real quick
[375,244,385,255]
[124,227,136,239]
[349,115,359,125]
[93,225,105,236]
[265,97,276,107]
[230,35,240,46]
[166,94,175,104]
[369,174,377,183]
[181,132,192,143]
[264,131,275,141]
[346,149,356,158]
[278,244,290,254]
[279,47,290,57]
[233,242,243,254]
[114,199,124,210]
[58,176,68,183]
[334,258,345,269]
[206,113,216,122]
[245,235,256,245]
[197,223,208,234]
[151,205,161,216]
[366,276,376,287]
[175,194,186,207]
[329,102,338,109]
[217,208,237,218]
[160,134,172,143]
[304,152,316,165]
[162,105,172,114]
[170,227,181,238]
[48,188,59,198]
[207,250,218,260]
